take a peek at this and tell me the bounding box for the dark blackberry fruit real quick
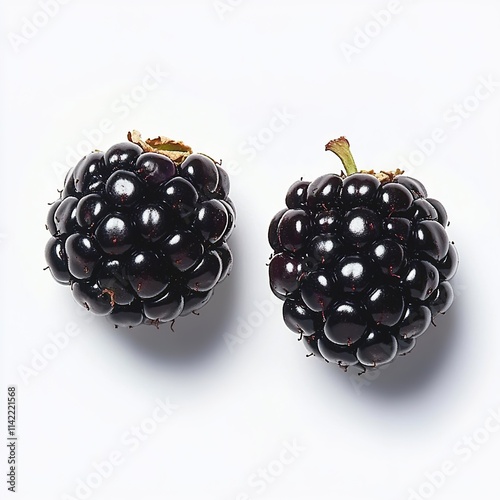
[268,137,458,371]
[45,130,235,327]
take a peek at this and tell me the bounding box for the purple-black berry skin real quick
[269,173,457,370]
[45,142,235,326]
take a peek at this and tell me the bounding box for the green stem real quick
[325,136,358,175]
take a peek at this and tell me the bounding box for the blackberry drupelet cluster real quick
[45,131,235,327]
[268,137,458,371]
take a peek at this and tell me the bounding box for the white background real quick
[1,1,500,499]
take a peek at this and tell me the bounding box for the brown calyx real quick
[359,168,405,184]
[127,130,193,165]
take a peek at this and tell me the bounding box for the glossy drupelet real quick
[268,137,458,371]
[45,135,235,327]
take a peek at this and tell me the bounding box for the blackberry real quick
[268,137,458,371]
[45,131,235,327]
